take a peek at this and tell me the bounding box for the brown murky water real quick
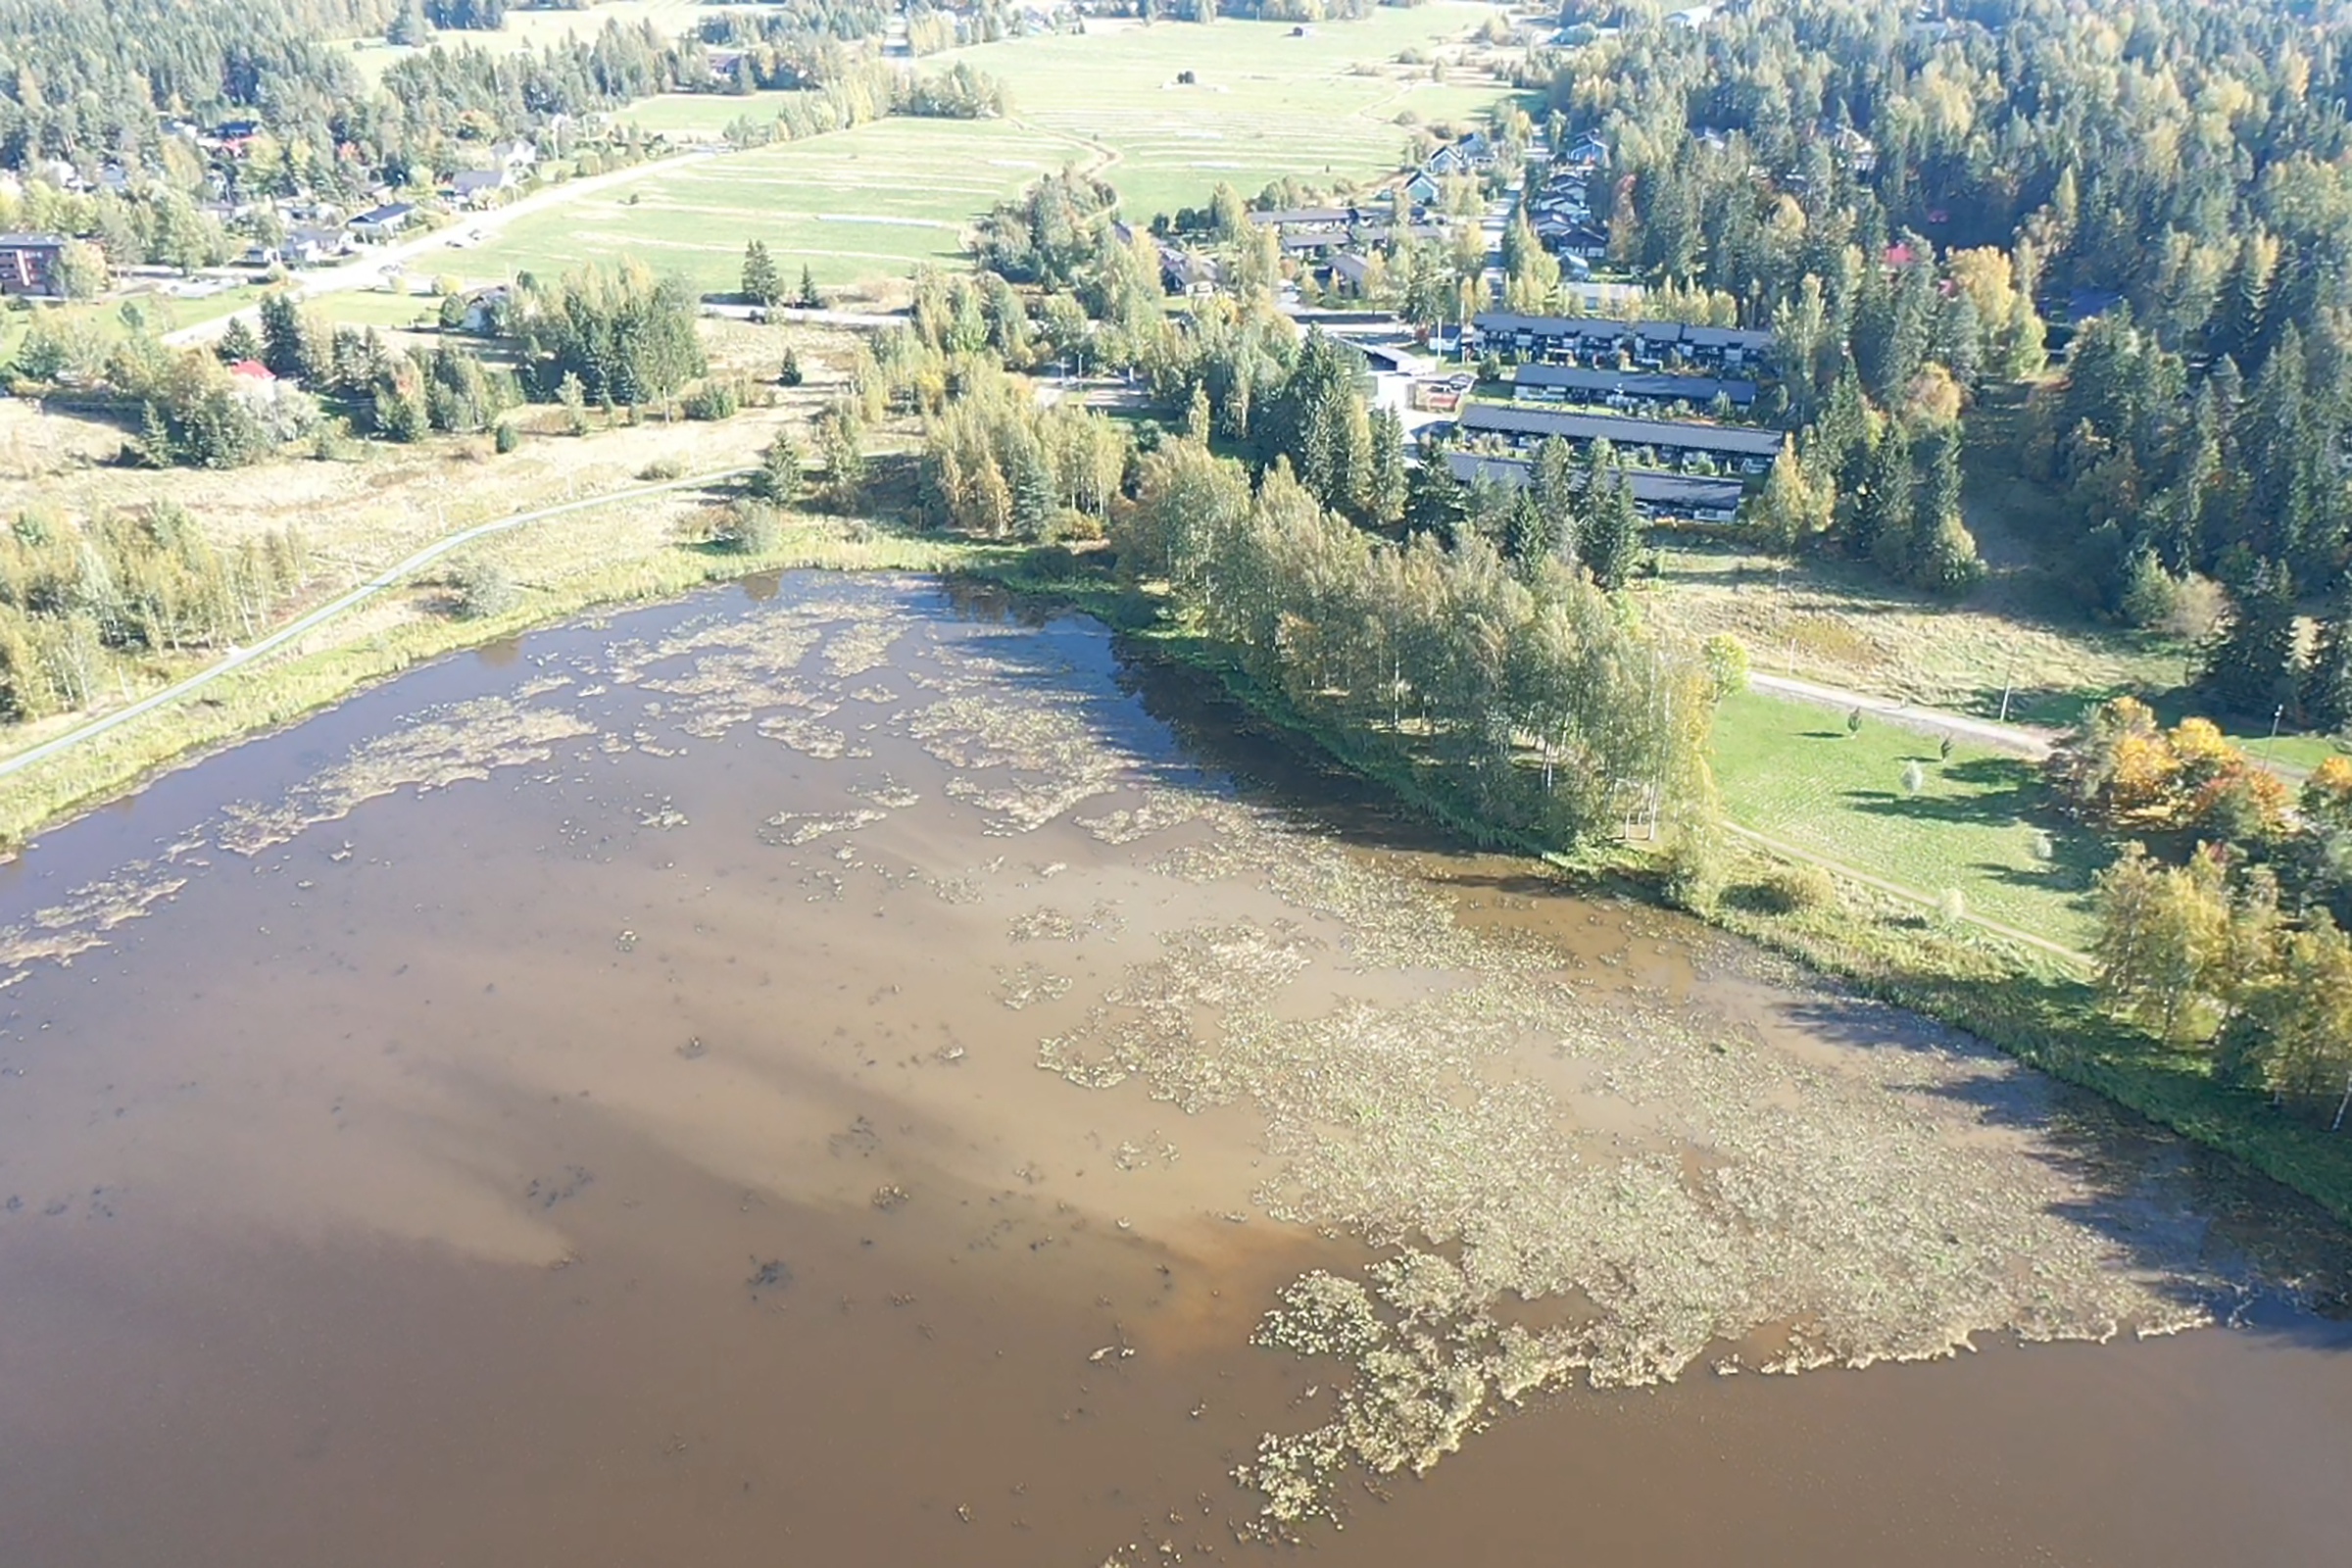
[0,574,2345,1568]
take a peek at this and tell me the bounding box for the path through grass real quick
[1710,687,2107,950]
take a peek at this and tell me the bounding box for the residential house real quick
[1443,450,1744,522]
[1159,247,1221,296]
[284,225,350,266]
[1452,403,1784,473]
[461,285,513,333]
[1557,131,1611,174]
[1829,124,1879,173]
[1422,143,1479,178]
[0,233,73,297]
[448,170,514,208]
[1324,251,1374,297]
[350,202,419,241]
[1681,323,1775,368]
[488,139,539,175]
[1541,220,1609,261]
[1471,311,1774,371]
[1512,363,1757,411]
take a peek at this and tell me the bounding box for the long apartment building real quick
[1512,363,1758,410]
[1470,312,1774,369]
[1452,402,1786,473]
[1443,452,1744,523]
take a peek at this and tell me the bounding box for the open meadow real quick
[455,120,1073,294]
[937,7,1526,220]
[1709,687,2107,951]
[471,9,1519,295]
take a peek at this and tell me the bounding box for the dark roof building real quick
[1513,363,1757,407]
[1471,311,1774,367]
[1454,403,1785,467]
[1443,451,1745,520]
[0,232,72,297]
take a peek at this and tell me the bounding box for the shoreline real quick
[3,520,2349,1232]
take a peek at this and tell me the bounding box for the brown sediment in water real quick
[0,572,2345,1567]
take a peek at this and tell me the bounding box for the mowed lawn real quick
[1709,688,2107,950]
[458,119,1077,294]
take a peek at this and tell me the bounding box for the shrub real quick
[638,458,686,481]
[681,377,743,421]
[1758,861,1838,914]
[493,420,519,454]
[447,558,518,619]
[1703,632,1749,698]
[709,499,783,555]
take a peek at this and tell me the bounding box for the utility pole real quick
[2264,702,2285,764]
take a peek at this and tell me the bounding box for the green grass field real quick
[944,8,1523,220]
[1709,688,2107,949]
[527,8,1520,294]
[455,119,1080,293]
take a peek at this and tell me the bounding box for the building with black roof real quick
[1444,451,1745,521]
[1513,363,1757,408]
[1454,403,1784,471]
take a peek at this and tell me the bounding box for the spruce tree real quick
[1854,421,1913,573]
[752,430,802,504]
[2206,560,2301,719]
[1582,459,1642,590]
[741,240,781,307]
[1529,435,1581,568]
[1364,406,1407,528]
[2305,576,2352,734]
[797,264,822,309]
[1404,455,1467,545]
[216,317,263,366]
[1010,441,1055,539]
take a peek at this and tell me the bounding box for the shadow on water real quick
[1774,986,2352,1327]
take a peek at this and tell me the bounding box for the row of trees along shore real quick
[829,245,1726,870]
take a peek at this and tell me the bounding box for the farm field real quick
[944,7,1524,220]
[1709,687,2107,950]
[452,118,1076,294]
[555,8,1519,293]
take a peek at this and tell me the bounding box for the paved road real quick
[161,149,724,349]
[703,301,907,330]
[1747,670,2058,759]
[0,466,750,784]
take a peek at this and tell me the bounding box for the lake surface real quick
[0,572,2345,1567]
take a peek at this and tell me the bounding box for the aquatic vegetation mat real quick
[0,573,2306,1545]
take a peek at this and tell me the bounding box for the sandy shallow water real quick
[0,573,2345,1566]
